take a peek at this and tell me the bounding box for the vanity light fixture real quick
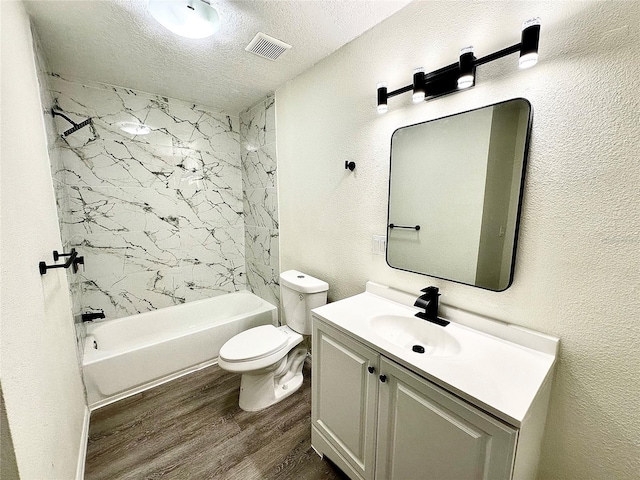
[412,68,426,103]
[376,18,541,113]
[148,0,220,39]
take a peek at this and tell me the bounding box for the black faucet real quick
[81,311,105,322]
[414,287,449,327]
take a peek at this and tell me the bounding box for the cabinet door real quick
[376,357,517,480]
[312,320,379,480]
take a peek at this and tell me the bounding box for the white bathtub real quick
[83,291,277,409]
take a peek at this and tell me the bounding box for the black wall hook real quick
[345,161,356,171]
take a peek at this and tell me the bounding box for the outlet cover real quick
[372,235,386,255]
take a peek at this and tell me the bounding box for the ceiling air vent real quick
[245,32,291,61]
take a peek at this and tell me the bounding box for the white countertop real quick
[311,285,558,427]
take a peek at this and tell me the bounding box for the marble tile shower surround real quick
[47,75,246,320]
[31,26,85,361]
[240,96,280,307]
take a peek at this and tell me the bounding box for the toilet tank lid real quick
[280,270,329,294]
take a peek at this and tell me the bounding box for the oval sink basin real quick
[369,315,461,357]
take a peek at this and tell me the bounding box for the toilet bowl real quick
[218,270,328,411]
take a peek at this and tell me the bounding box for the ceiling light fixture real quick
[376,18,541,113]
[148,0,220,39]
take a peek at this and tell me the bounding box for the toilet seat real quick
[218,325,303,373]
[220,325,288,362]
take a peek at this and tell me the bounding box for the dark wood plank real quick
[85,364,347,480]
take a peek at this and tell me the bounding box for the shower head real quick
[52,109,93,137]
[62,117,92,137]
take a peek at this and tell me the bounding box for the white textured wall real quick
[277,1,640,478]
[0,1,87,478]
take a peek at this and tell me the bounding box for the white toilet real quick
[218,270,329,411]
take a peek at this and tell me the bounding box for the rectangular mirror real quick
[386,98,532,291]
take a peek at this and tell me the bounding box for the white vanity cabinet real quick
[376,357,516,480]
[312,319,517,480]
[310,283,558,480]
[311,321,379,479]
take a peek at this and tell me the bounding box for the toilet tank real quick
[280,270,329,335]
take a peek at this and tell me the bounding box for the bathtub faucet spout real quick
[81,311,105,322]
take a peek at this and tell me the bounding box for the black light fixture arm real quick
[475,43,522,66]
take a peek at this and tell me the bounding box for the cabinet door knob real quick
[368,366,375,374]
[379,374,387,383]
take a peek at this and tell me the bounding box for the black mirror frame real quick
[385,97,533,292]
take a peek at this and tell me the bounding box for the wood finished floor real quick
[85,364,348,480]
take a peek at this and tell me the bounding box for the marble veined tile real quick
[242,143,277,191]
[245,226,279,271]
[69,232,127,280]
[50,75,240,153]
[240,95,276,151]
[82,270,180,318]
[176,187,243,228]
[179,226,244,268]
[167,99,240,152]
[67,273,83,317]
[179,121,240,156]
[243,188,279,230]
[174,263,245,304]
[246,260,279,307]
[61,140,175,188]
[49,74,155,118]
[66,186,179,235]
[264,94,275,132]
[122,230,182,274]
[49,74,259,319]
[55,108,182,151]
[48,145,66,183]
[169,149,241,192]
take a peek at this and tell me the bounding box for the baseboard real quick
[76,406,90,480]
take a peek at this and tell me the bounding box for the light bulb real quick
[519,52,538,69]
[457,75,474,89]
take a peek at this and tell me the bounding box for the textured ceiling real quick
[25,0,412,113]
